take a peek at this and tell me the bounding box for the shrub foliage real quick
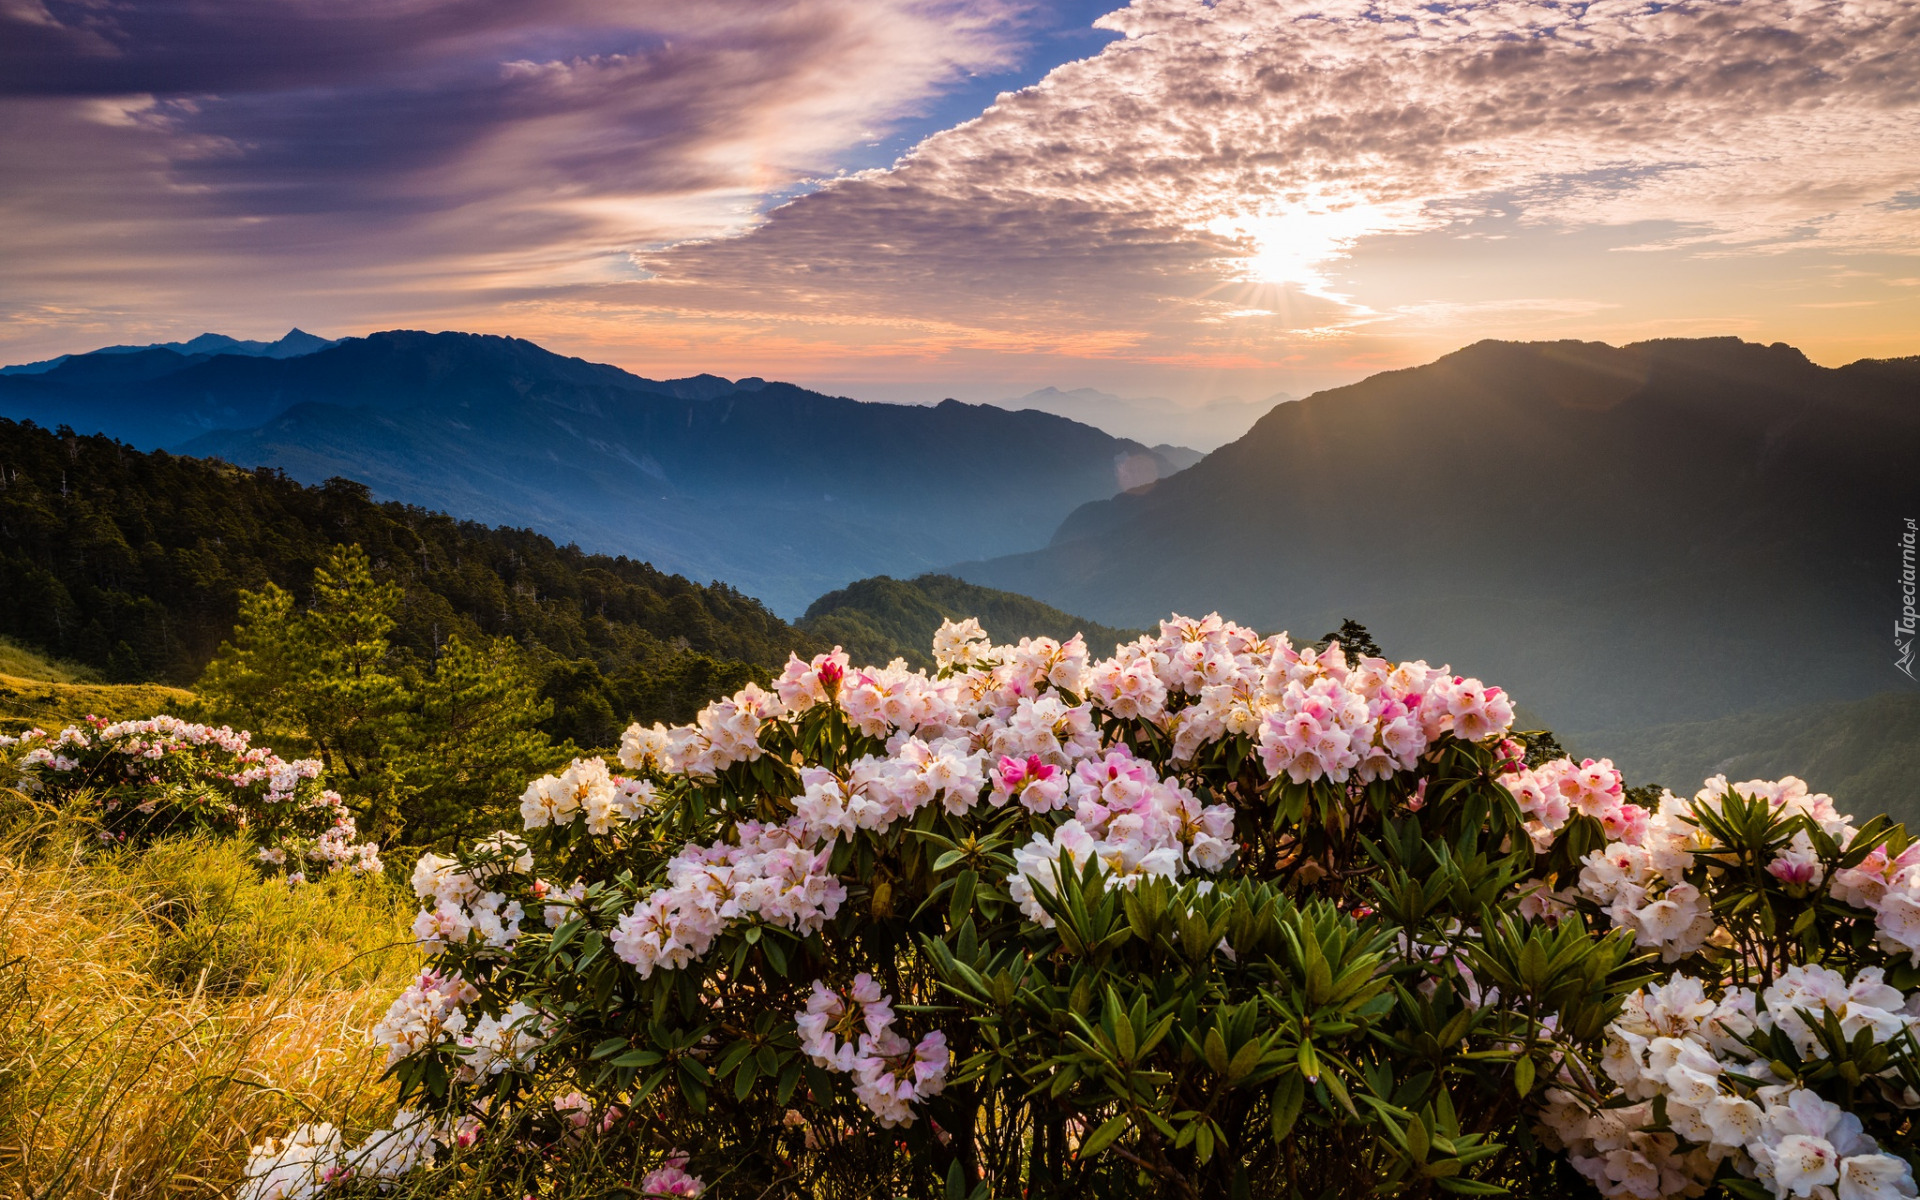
[199,615,1919,1198]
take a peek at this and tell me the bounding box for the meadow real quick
[0,800,415,1197]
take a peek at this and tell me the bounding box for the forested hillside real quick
[1572,691,1920,828]
[0,419,812,743]
[798,573,1147,669]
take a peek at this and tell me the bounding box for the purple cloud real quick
[0,0,1023,349]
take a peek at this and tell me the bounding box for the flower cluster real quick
[367,964,546,1081]
[249,609,1920,1197]
[1517,768,1910,964]
[602,619,1493,980]
[1835,841,1920,963]
[3,714,379,879]
[408,832,533,954]
[796,975,950,1127]
[639,1153,706,1198]
[318,614,1525,1183]
[1008,747,1234,927]
[1502,754,1641,851]
[370,969,480,1068]
[520,755,659,834]
[237,1110,444,1200]
[1541,969,1920,1200]
[610,818,845,978]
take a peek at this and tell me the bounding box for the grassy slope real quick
[0,636,100,683]
[0,811,417,1197]
[799,573,1149,670]
[0,637,193,735]
[0,635,193,735]
[1569,690,1920,827]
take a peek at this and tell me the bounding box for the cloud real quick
[3,0,1916,394]
[639,0,1920,357]
[0,0,1023,340]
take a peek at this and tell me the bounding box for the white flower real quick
[342,1109,438,1180]
[237,1123,341,1200]
[932,617,991,669]
[519,772,578,829]
[618,721,673,771]
[1838,1154,1919,1200]
[458,1002,545,1077]
[1768,1134,1842,1197]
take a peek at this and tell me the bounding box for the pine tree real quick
[198,544,568,844]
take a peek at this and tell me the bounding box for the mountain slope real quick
[798,574,1148,670]
[954,338,1920,730]
[1571,692,1920,829]
[997,386,1285,451]
[0,417,814,743]
[0,330,1187,614]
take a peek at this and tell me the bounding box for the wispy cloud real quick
[0,0,1023,342]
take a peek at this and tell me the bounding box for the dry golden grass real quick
[0,675,196,739]
[0,640,99,686]
[0,796,420,1199]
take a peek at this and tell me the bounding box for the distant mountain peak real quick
[0,326,339,376]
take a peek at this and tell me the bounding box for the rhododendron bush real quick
[1,714,381,881]
[242,615,1916,1199]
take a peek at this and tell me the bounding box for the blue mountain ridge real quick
[0,329,1200,615]
[0,328,336,376]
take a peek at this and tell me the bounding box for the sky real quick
[3,0,1917,405]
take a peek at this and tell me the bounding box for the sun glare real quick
[1207,198,1426,298]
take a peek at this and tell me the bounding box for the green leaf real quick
[1204,1027,1231,1075]
[949,869,978,929]
[589,1037,629,1060]
[1514,1055,1535,1098]
[1271,1072,1306,1142]
[1405,1112,1430,1163]
[1081,1115,1130,1157]
[549,917,583,954]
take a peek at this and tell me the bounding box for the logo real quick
[1899,517,1917,681]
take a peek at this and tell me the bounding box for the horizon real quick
[5,0,1918,408]
[7,325,1912,424]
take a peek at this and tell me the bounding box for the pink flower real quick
[640,1153,704,1197]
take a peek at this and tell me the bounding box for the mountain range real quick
[0,328,336,376]
[1568,692,1920,829]
[0,331,1193,614]
[955,338,1920,732]
[8,327,1916,750]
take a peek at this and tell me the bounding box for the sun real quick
[1206,197,1422,297]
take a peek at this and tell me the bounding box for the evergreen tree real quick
[1318,617,1384,660]
[388,634,566,844]
[198,544,568,844]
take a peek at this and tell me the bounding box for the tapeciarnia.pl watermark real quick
[1900,517,1918,680]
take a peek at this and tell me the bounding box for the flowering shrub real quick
[1,714,381,880]
[241,615,1916,1199]
[1516,769,1920,1199]
[1543,968,1918,1200]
